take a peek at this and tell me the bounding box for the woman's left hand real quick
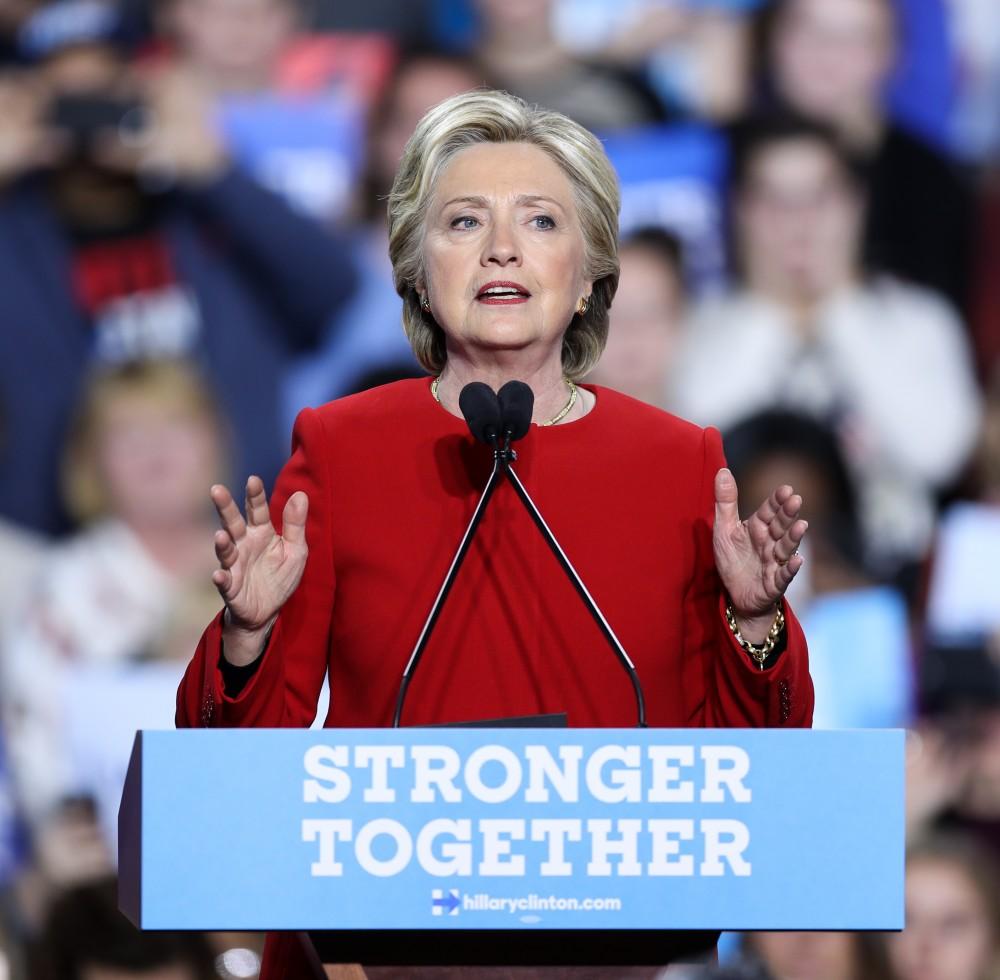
[712,468,807,642]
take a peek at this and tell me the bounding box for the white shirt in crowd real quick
[0,521,184,823]
[669,277,981,563]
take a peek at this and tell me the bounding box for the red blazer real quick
[176,379,813,978]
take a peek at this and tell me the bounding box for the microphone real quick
[497,381,533,441]
[393,383,506,727]
[459,382,502,445]
[498,381,647,728]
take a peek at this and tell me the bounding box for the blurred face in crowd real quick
[93,388,222,531]
[771,0,895,126]
[589,243,683,407]
[749,931,859,980]
[372,59,482,197]
[421,141,591,367]
[168,0,295,89]
[737,137,863,307]
[474,0,553,40]
[888,856,996,980]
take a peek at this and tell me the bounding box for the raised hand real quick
[712,468,807,642]
[210,476,308,663]
[0,75,67,187]
[91,66,228,185]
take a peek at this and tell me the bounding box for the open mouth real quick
[476,281,531,305]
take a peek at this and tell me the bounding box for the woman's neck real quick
[435,350,589,426]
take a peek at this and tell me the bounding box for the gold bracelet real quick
[724,602,785,671]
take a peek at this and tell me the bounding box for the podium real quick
[119,728,903,971]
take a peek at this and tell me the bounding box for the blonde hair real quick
[388,89,620,379]
[62,359,226,525]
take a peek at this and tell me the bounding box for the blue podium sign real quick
[119,729,903,932]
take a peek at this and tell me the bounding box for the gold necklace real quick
[431,376,578,426]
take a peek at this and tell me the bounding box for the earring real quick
[421,296,431,313]
[577,295,590,315]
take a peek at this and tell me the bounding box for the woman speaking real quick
[177,90,812,977]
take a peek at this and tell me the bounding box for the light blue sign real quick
[120,729,903,931]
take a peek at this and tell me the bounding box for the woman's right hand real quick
[211,476,309,665]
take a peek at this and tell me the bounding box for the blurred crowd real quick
[0,0,998,977]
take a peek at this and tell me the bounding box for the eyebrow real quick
[440,194,569,213]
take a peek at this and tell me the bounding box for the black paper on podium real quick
[306,715,718,968]
[424,712,569,728]
[304,928,719,967]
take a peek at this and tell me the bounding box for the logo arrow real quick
[432,890,461,914]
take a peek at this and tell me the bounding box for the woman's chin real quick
[463,324,542,353]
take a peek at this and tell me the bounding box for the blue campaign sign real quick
[121,729,903,932]
[599,123,730,291]
[215,93,364,222]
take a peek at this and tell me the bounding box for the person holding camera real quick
[0,0,357,537]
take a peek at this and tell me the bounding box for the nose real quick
[481,217,521,267]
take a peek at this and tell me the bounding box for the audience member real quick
[875,834,1000,980]
[157,0,299,95]
[0,0,356,536]
[588,227,685,408]
[670,116,980,569]
[724,410,912,729]
[904,712,1000,864]
[155,0,378,223]
[741,931,872,980]
[553,0,757,121]
[757,0,975,313]
[31,877,216,980]
[925,365,1000,647]
[0,361,224,826]
[471,0,666,132]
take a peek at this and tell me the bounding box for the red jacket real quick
[176,379,813,977]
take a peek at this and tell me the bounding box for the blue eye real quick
[533,215,556,230]
[451,216,479,229]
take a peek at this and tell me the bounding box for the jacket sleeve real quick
[183,167,357,350]
[176,407,335,729]
[682,426,814,728]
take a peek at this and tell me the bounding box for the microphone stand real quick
[497,445,648,729]
[394,417,647,729]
